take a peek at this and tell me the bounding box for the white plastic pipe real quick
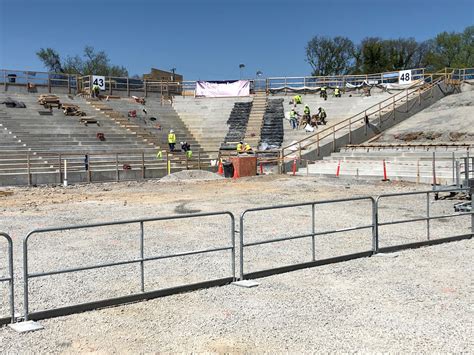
[63,159,68,187]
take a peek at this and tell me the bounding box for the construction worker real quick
[244,143,252,152]
[334,86,341,98]
[320,86,327,100]
[293,94,302,104]
[318,107,327,125]
[168,129,176,151]
[303,104,310,117]
[92,84,100,98]
[236,141,244,153]
[289,108,298,130]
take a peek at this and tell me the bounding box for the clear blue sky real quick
[0,0,472,80]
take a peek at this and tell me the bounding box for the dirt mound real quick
[160,170,224,182]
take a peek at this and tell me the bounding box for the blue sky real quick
[0,0,472,80]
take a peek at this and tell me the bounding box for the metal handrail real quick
[280,74,448,159]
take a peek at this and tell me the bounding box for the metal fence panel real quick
[0,232,14,324]
[375,188,474,252]
[22,212,235,321]
[239,196,376,279]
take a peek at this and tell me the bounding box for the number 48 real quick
[400,73,410,81]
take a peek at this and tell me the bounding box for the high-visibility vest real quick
[334,88,340,95]
[244,144,251,151]
[289,111,296,119]
[236,143,243,151]
[168,133,176,143]
[304,107,310,115]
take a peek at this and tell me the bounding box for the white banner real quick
[195,80,250,97]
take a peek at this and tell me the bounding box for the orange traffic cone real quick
[217,160,223,175]
[233,165,240,179]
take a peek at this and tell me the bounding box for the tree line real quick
[36,46,129,77]
[305,26,473,76]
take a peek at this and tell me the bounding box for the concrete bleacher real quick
[0,93,154,152]
[104,97,204,154]
[173,96,252,154]
[299,145,471,185]
[277,90,393,147]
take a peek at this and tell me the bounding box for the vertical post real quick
[67,74,71,94]
[452,152,455,185]
[87,154,91,183]
[316,132,320,156]
[141,152,145,179]
[23,239,29,321]
[311,204,316,261]
[432,152,437,186]
[198,150,201,170]
[7,235,14,323]
[332,126,336,152]
[348,120,352,144]
[144,79,148,98]
[406,89,409,112]
[116,153,119,182]
[109,77,112,95]
[426,192,430,240]
[166,151,170,175]
[471,190,474,234]
[139,221,145,292]
[47,75,51,93]
[455,160,460,187]
[372,199,379,253]
[27,152,31,186]
[3,70,6,91]
[160,82,163,105]
[58,153,62,184]
[63,159,68,187]
[127,77,130,97]
[378,103,382,126]
[239,216,244,280]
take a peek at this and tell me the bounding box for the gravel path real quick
[0,176,472,352]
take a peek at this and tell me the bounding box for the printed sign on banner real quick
[92,75,106,90]
[398,70,412,84]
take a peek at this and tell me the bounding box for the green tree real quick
[36,48,63,72]
[36,46,128,76]
[358,37,389,73]
[305,36,355,76]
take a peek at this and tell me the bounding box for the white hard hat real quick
[170,129,174,133]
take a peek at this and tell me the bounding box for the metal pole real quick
[140,221,145,292]
[239,216,244,280]
[432,152,437,186]
[231,215,236,281]
[63,159,68,187]
[23,239,29,321]
[141,152,145,179]
[311,204,316,261]
[116,153,119,182]
[452,152,455,184]
[7,236,14,323]
[27,152,31,186]
[58,153,62,184]
[426,192,430,240]
[372,200,379,253]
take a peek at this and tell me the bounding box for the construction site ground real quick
[0,174,472,352]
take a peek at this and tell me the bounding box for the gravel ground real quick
[0,175,472,352]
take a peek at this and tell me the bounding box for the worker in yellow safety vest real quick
[334,87,341,97]
[236,141,244,153]
[168,129,176,151]
[244,143,252,152]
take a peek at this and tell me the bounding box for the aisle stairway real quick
[260,99,284,148]
[243,92,266,148]
[222,102,252,147]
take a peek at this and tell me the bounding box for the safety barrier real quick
[239,196,377,279]
[22,211,235,321]
[375,188,474,253]
[0,232,14,325]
